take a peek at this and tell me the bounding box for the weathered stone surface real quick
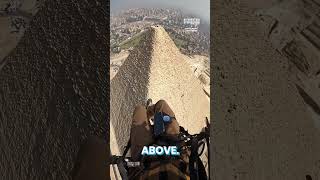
[0,0,42,67]
[212,0,320,179]
[257,0,320,131]
[0,0,108,179]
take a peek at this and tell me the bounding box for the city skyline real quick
[110,0,210,22]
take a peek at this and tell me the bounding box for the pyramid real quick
[110,26,210,154]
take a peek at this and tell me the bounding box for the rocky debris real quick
[0,0,44,69]
[110,50,130,80]
[110,26,210,156]
[0,0,108,179]
[199,73,210,85]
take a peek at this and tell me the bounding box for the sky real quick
[110,0,210,22]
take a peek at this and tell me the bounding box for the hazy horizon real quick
[111,0,210,22]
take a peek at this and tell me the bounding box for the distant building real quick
[143,16,161,22]
[112,46,121,53]
[126,15,143,22]
[183,18,201,27]
[183,18,201,32]
[184,27,198,32]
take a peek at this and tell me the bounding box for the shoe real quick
[146,98,153,109]
[146,98,154,125]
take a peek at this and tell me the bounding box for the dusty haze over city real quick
[111,0,210,22]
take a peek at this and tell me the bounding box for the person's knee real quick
[155,99,167,107]
[154,100,176,117]
[134,104,145,111]
[132,105,148,124]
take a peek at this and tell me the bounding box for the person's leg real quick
[148,100,190,165]
[152,100,180,135]
[130,105,153,161]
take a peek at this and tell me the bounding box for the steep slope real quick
[0,1,108,179]
[110,26,209,155]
